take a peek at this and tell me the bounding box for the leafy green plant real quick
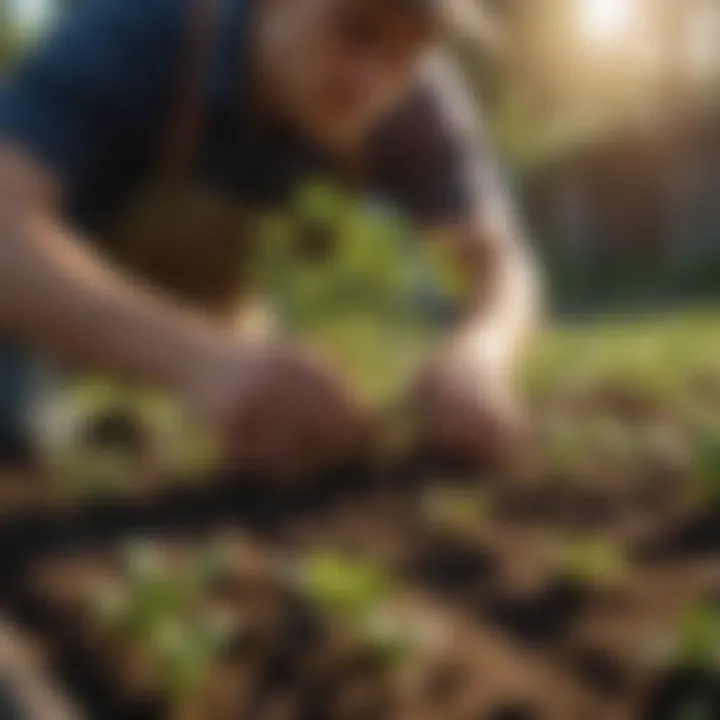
[666,603,720,672]
[295,549,390,622]
[146,612,236,707]
[42,383,146,498]
[643,597,720,720]
[291,549,438,670]
[251,179,460,405]
[40,379,220,498]
[94,540,237,708]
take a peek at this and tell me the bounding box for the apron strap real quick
[160,0,222,179]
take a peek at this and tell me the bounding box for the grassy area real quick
[523,308,720,400]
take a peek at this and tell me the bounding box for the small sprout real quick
[298,550,390,621]
[38,379,151,498]
[149,611,240,705]
[671,603,720,671]
[150,618,208,703]
[419,484,488,535]
[549,538,629,587]
[42,377,222,497]
[361,604,444,670]
[94,541,239,710]
[293,550,438,673]
[643,599,720,720]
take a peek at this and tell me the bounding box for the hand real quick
[412,330,524,466]
[185,340,369,482]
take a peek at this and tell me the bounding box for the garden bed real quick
[1,447,719,719]
[4,313,720,718]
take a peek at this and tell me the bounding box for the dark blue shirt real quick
[0,0,493,234]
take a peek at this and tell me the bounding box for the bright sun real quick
[578,0,637,43]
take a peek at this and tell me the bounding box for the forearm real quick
[466,234,539,357]
[447,210,542,368]
[0,210,225,389]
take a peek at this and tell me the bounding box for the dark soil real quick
[0,459,718,720]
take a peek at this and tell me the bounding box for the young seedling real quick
[642,602,720,720]
[40,381,148,499]
[93,540,238,715]
[38,376,220,499]
[290,549,439,672]
[658,603,720,672]
[148,610,237,713]
[294,549,390,622]
[548,537,630,588]
[418,483,489,537]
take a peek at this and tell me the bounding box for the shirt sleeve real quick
[0,0,183,191]
[369,52,510,226]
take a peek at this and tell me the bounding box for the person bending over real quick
[0,0,540,477]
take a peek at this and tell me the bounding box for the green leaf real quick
[300,550,390,620]
[550,538,629,586]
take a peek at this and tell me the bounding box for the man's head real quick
[255,0,447,152]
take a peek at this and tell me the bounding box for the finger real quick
[240,422,304,484]
[442,405,517,464]
[286,356,368,467]
[244,376,339,479]
[230,388,300,476]
[417,386,499,463]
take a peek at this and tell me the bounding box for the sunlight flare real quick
[578,0,637,44]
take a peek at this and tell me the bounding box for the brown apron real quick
[101,0,253,321]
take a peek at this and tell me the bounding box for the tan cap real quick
[407,0,502,50]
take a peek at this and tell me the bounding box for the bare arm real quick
[371,52,541,367]
[0,0,367,479]
[0,142,226,391]
[440,198,542,375]
[411,200,541,461]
